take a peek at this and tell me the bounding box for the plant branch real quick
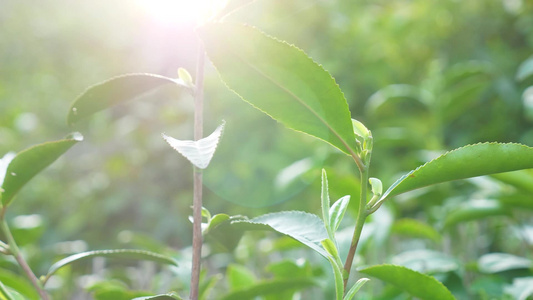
[343,166,369,292]
[189,40,206,300]
[0,219,49,300]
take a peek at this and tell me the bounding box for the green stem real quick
[189,40,206,300]
[342,167,369,292]
[0,219,49,300]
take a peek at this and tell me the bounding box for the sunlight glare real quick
[135,0,225,25]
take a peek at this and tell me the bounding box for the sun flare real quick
[135,0,225,25]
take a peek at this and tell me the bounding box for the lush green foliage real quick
[1,0,533,299]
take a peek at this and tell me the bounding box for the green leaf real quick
[343,278,370,300]
[67,73,185,126]
[321,169,333,241]
[380,143,533,202]
[352,119,370,140]
[162,121,225,169]
[359,264,455,300]
[326,256,343,300]
[203,213,230,235]
[177,68,194,88]
[391,250,459,274]
[227,264,256,290]
[0,269,39,300]
[504,277,533,300]
[443,199,511,228]
[391,218,442,243]
[132,293,182,300]
[198,23,358,157]
[220,278,316,300]
[329,196,350,232]
[44,249,178,284]
[491,169,533,194]
[233,211,328,257]
[517,56,533,81]
[478,253,533,273]
[369,177,383,196]
[1,134,82,206]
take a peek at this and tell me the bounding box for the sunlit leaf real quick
[67,73,186,126]
[233,211,328,257]
[517,56,533,81]
[162,122,224,169]
[478,253,533,274]
[359,264,455,300]
[326,255,343,300]
[491,169,533,194]
[443,199,511,228]
[321,169,333,241]
[199,23,358,157]
[380,143,533,202]
[220,278,316,300]
[214,0,257,20]
[1,134,83,206]
[44,249,178,284]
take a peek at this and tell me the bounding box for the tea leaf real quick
[381,143,533,202]
[478,253,533,273]
[67,73,185,126]
[162,122,225,169]
[359,264,455,300]
[504,277,533,300]
[329,196,350,232]
[220,278,316,300]
[443,199,511,228]
[233,211,328,257]
[44,249,178,284]
[198,23,358,157]
[391,218,441,243]
[343,278,370,300]
[1,135,82,206]
[132,293,182,300]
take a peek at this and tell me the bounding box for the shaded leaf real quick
[1,134,82,206]
[329,196,350,232]
[391,218,441,243]
[443,199,511,228]
[491,169,533,194]
[68,73,185,126]
[44,249,178,284]
[220,278,316,300]
[359,264,455,300]
[162,122,225,169]
[203,213,230,234]
[380,143,533,202]
[517,56,533,81]
[0,269,39,300]
[199,23,358,157]
[478,253,533,274]
[233,211,328,257]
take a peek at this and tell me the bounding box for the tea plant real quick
[1,1,533,299]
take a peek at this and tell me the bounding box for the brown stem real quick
[1,219,49,300]
[189,40,205,300]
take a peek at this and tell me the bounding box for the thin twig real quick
[0,219,49,300]
[189,40,206,300]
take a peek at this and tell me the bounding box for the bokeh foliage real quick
[1,0,533,298]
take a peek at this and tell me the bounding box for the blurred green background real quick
[1,0,533,298]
